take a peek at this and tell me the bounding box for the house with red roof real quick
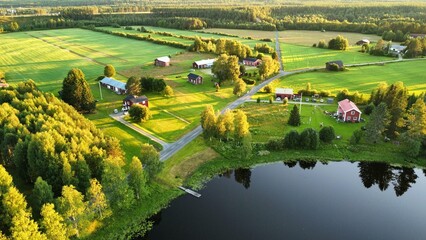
[337,99,362,122]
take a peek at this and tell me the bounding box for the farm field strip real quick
[281,43,392,71]
[278,61,426,95]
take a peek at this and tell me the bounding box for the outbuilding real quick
[337,99,362,122]
[154,56,170,67]
[275,88,294,100]
[193,59,216,69]
[356,39,370,45]
[123,95,149,111]
[187,73,203,85]
[100,77,126,94]
[243,58,262,66]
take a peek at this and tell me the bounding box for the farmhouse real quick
[155,56,170,67]
[187,73,203,85]
[388,44,407,56]
[123,95,149,111]
[100,77,126,94]
[325,60,344,70]
[243,58,262,66]
[356,39,370,45]
[337,99,362,123]
[193,59,216,69]
[275,88,294,99]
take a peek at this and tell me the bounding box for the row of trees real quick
[126,76,168,95]
[0,82,162,238]
[190,37,253,59]
[315,35,349,50]
[362,82,426,157]
[266,126,336,151]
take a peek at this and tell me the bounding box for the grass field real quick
[278,61,426,95]
[282,43,392,71]
[140,26,272,48]
[243,102,361,142]
[278,30,383,46]
[0,28,242,144]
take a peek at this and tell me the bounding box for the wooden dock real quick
[178,186,201,198]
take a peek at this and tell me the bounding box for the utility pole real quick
[99,82,103,100]
[299,92,303,115]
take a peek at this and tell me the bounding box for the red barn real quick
[243,58,262,66]
[123,95,149,111]
[154,56,170,67]
[275,88,294,99]
[187,73,203,85]
[337,99,362,122]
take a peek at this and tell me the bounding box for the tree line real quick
[0,81,163,238]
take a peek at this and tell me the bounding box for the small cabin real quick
[123,95,149,111]
[187,73,203,85]
[100,77,126,94]
[154,56,170,67]
[356,39,370,45]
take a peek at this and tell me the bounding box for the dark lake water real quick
[142,161,426,240]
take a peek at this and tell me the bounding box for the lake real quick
[142,161,426,240]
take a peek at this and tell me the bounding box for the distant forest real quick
[1,1,426,35]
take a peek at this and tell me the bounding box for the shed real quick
[187,73,203,85]
[325,60,344,70]
[193,59,216,69]
[275,88,294,99]
[243,58,262,66]
[356,39,370,45]
[123,95,149,111]
[100,77,126,94]
[337,99,362,122]
[155,56,170,67]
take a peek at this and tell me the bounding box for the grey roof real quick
[326,60,344,68]
[100,77,126,90]
[188,73,201,79]
[124,95,148,103]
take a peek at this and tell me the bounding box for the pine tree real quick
[365,102,389,144]
[61,68,95,113]
[128,157,146,200]
[383,82,407,138]
[40,203,68,240]
[288,105,301,126]
[2,186,29,229]
[32,177,54,214]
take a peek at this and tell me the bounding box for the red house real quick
[187,73,203,85]
[275,88,294,99]
[337,99,362,122]
[243,58,262,66]
[123,95,149,111]
[154,56,170,67]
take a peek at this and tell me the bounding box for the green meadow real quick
[278,61,426,95]
[244,102,361,143]
[282,43,392,71]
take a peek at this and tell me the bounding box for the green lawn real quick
[282,43,392,71]
[279,61,426,95]
[244,102,361,143]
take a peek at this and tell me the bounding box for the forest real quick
[2,3,426,35]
